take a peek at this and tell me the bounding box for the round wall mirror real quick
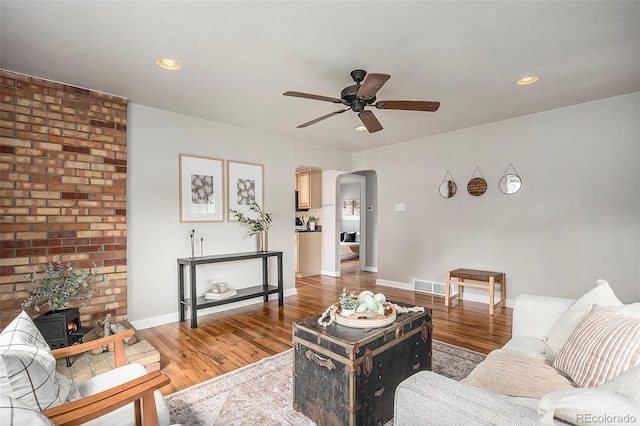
[499,174,522,195]
[467,177,487,196]
[439,180,457,198]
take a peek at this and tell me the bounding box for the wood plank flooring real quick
[139,258,512,395]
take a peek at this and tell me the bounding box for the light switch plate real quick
[395,203,405,212]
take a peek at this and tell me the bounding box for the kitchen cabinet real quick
[296,170,322,209]
[295,231,321,278]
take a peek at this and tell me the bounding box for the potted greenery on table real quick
[339,288,357,316]
[230,201,273,251]
[21,256,104,313]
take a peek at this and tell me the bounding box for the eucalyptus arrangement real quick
[21,256,105,313]
[230,201,273,236]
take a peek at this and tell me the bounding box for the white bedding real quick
[340,242,359,260]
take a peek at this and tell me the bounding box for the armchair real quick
[0,311,171,426]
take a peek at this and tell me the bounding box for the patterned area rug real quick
[166,340,486,426]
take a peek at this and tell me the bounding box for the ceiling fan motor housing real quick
[350,69,367,83]
[341,85,377,110]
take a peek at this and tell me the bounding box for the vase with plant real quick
[339,288,357,316]
[308,216,317,231]
[21,256,104,313]
[230,201,273,251]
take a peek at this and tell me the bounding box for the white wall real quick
[339,182,361,233]
[127,104,350,327]
[353,93,640,303]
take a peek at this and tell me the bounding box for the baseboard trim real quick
[376,279,413,291]
[130,288,298,330]
[363,266,378,273]
[321,269,341,277]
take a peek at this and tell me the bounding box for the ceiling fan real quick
[283,69,440,133]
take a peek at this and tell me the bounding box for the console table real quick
[445,268,505,315]
[177,251,283,328]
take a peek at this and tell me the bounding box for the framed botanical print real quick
[227,160,264,220]
[179,154,224,222]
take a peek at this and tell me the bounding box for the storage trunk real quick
[292,306,432,426]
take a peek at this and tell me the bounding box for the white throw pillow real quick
[598,364,640,404]
[538,388,640,426]
[553,305,640,387]
[545,279,622,354]
[0,394,55,426]
[0,311,73,410]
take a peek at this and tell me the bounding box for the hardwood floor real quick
[139,258,512,395]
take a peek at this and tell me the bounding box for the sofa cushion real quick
[0,311,74,410]
[502,335,555,361]
[77,363,171,426]
[538,387,640,426]
[395,371,546,426]
[545,279,622,354]
[597,364,640,404]
[553,305,640,387]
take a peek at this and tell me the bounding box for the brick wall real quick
[0,70,128,328]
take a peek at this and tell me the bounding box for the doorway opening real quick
[337,171,377,276]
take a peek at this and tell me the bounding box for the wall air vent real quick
[410,278,457,297]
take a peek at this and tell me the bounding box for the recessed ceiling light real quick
[355,125,367,132]
[156,58,181,71]
[517,76,539,86]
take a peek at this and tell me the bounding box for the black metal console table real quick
[177,251,283,328]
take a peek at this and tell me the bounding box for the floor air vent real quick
[410,278,457,297]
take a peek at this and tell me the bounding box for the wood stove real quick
[33,308,91,365]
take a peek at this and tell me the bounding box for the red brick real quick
[1,70,127,322]
[48,246,76,255]
[61,192,89,199]
[32,239,62,247]
[16,247,47,256]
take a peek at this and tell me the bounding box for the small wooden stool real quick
[445,268,505,315]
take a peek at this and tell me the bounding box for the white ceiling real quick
[1,1,638,154]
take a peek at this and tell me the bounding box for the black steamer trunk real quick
[292,307,432,425]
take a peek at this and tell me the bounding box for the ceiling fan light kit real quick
[283,69,440,133]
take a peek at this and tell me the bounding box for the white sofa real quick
[394,283,640,425]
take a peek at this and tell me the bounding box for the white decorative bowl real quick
[334,304,397,328]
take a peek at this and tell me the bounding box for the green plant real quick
[21,256,105,312]
[339,288,357,309]
[230,201,273,236]
[308,216,317,223]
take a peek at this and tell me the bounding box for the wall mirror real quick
[439,170,457,198]
[499,164,522,195]
[467,167,487,196]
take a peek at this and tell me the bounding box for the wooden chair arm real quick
[52,328,135,368]
[42,370,170,426]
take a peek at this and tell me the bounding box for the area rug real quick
[166,340,486,426]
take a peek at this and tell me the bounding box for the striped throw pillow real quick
[554,305,640,387]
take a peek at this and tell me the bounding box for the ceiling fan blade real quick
[375,100,440,112]
[297,109,349,128]
[358,110,383,133]
[357,73,390,99]
[283,91,344,104]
